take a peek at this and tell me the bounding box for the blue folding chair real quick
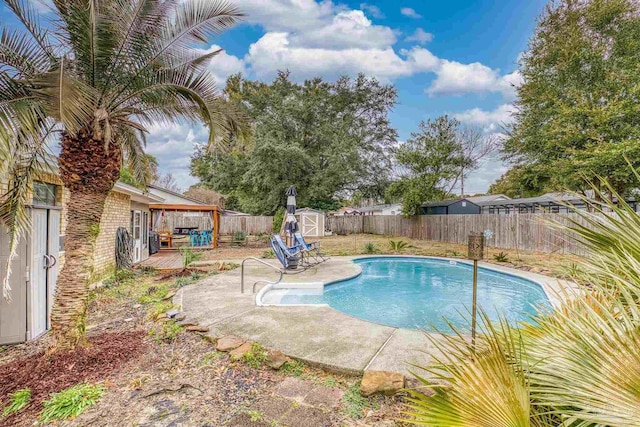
[293,232,327,265]
[270,235,302,270]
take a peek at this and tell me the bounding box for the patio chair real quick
[293,232,328,265]
[199,230,212,246]
[189,230,200,247]
[158,231,172,248]
[270,235,302,270]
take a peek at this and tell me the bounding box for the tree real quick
[456,126,500,196]
[154,172,181,192]
[502,0,640,199]
[0,0,247,348]
[388,116,473,215]
[191,72,398,214]
[120,154,159,189]
[488,165,551,198]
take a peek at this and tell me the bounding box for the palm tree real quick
[0,0,247,349]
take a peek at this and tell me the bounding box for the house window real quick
[461,201,467,207]
[33,181,57,206]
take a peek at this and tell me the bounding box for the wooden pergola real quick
[149,204,220,248]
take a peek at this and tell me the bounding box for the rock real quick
[216,335,245,352]
[229,342,253,360]
[266,350,289,370]
[163,290,177,300]
[360,371,405,396]
[177,319,198,327]
[174,313,186,321]
[185,325,209,333]
[156,313,168,320]
[166,309,180,319]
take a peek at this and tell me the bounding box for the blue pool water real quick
[280,257,551,331]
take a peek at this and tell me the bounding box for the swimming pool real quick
[272,257,551,331]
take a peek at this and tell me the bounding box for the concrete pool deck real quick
[175,256,576,376]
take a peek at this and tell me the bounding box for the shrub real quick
[179,246,202,269]
[40,383,104,423]
[2,388,31,417]
[388,239,413,253]
[233,230,247,241]
[493,251,509,262]
[272,207,285,233]
[363,242,379,254]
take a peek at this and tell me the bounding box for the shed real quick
[295,208,325,237]
[421,198,480,215]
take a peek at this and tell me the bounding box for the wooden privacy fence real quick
[219,216,273,235]
[328,214,592,255]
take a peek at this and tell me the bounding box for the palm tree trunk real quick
[50,129,121,349]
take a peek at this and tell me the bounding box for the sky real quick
[3,0,549,194]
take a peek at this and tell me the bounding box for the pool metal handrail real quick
[241,257,284,294]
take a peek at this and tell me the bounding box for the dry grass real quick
[200,234,581,278]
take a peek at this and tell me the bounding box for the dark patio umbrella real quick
[284,185,298,246]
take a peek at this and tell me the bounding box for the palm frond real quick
[2,0,56,59]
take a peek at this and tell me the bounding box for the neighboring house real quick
[148,184,205,205]
[358,203,402,216]
[330,207,362,216]
[0,163,163,345]
[222,209,251,216]
[477,192,600,214]
[422,198,481,215]
[465,194,511,204]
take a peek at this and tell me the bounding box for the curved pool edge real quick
[256,255,578,312]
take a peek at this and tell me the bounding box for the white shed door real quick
[47,210,60,329]
[30,209,48,339]
[301,213,318,237]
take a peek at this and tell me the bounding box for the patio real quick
[173,256,575,376]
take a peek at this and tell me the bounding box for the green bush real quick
[262,249,276,259]
[363,242,379,254]
[179,246,202,269]
[493,251,509,262]
[2,388,31,417]
[272,207,285,233]
[40,383,104,423]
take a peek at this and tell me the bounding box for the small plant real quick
[39,383,104,423]
[493,251,510,262]
[242,342,269,368]
[388,239,414,253]
[201,351,224,366]
[342,382,370,419]
[447,250,462,257]
[322,376,337,388]
[280,360,305,377]
[363,242,379,254]
[2,388,31,417]
[262,249,276,259]
[246,410,264,422]
[179,246,203,269]
[160,322,183,341]
[233,230,247,241]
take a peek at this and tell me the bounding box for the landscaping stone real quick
[216,335,245,352]
[174,312,186,321]
[360,371,405,396]
[252,396,294,420]
[304,385,344,409]
[266,350,289,370]
[229,342,253,360]
[276,377,313,401]
[177,319,198,327]
[185,325,209,333]
[225,413,271,427]
[163,289,178,300]
[166,309,180,318]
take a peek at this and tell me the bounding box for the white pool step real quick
[273,281,324,290]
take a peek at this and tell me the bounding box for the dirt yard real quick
[202,234,581,278]
[0,269,407,426]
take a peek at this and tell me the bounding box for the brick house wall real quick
[92,190,131,277]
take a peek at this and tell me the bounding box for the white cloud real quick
[145,122,208,189]
[291,10,396,49]
[405,28,433,44]
[247,32,413,82]
[360,3,385,19]
[400,7,422,19]
[454,104,516,129]
[196,45,247,86]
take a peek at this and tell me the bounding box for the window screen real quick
[33,181,57,206]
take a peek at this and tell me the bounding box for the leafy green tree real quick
[502,0,640,198]
[0,0,247,348]
[488,165,552,198]
[389,116,472,215]
[191,72,398,214]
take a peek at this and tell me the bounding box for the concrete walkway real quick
[176,257,573,376]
